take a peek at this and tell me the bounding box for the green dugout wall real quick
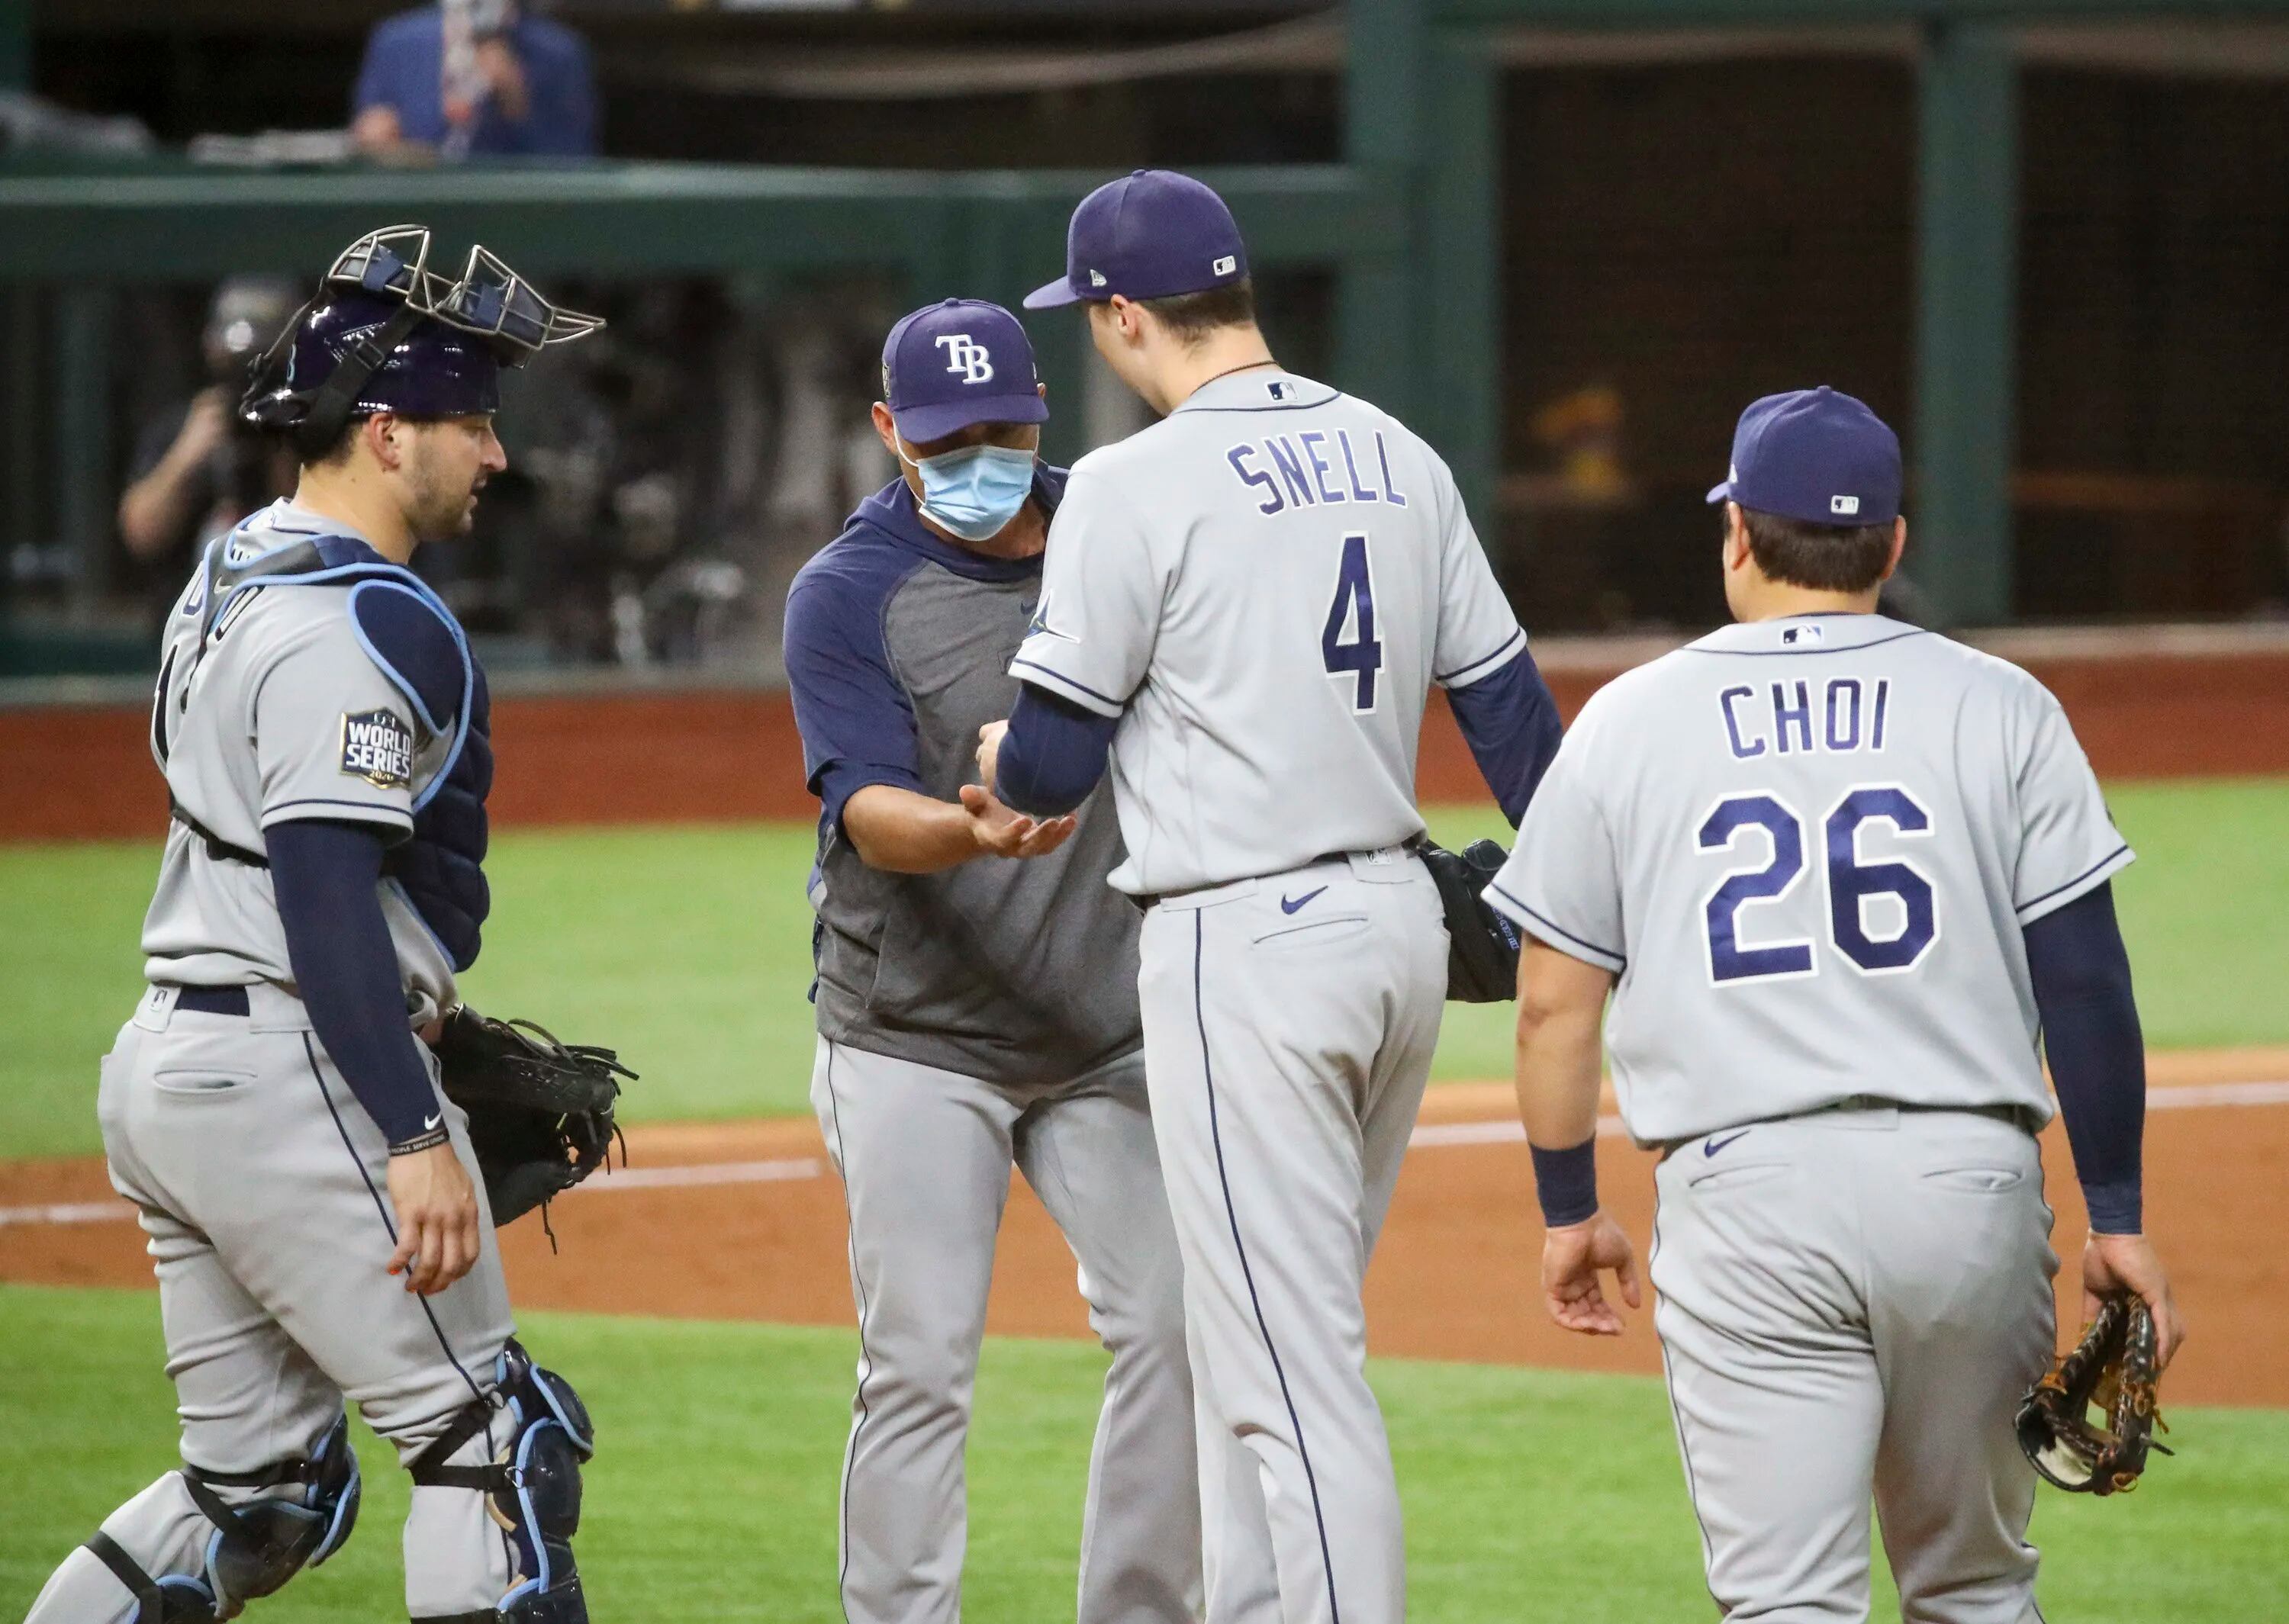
[5,0,2287,638]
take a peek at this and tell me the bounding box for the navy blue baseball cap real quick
[880,298,1048,442]
[1023,169,1249,310]
[1706,386,1902,526]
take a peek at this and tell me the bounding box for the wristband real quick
[2082,1178,2143,1236]
[1530,1137,1599,1229]
[388,1127,452,1157]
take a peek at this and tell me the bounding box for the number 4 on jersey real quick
[1322,532,1383,712]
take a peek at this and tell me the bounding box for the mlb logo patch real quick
[1781,625,1825,647]
[1267,381,1289,400]
[340,709,414,789]
[1830,494,1861,516]
[1212,255,1238,276]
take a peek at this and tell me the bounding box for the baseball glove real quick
[2015,1292,2171,1495]
[433,1005,633,1234]
[1421,838,1522,1003]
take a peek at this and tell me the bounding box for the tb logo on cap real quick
[935,333,994,384]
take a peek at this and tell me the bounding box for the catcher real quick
[25,227,623,1624]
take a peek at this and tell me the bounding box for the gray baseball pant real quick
[1136,853,1448,1624]
[1651,1105,2059,1623]
[23,983,520,1624]
[811,1037,1201,1624]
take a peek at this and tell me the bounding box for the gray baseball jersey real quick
[1009,368,1524,896]
[143,500,460,1023]
[1487,612,2132,1145]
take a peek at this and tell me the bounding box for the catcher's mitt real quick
[1421,838,1522,1004]
[433,1005,633,1233]
[2015,1292,2171,1495]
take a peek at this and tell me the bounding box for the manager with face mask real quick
[782,297,1201,1624]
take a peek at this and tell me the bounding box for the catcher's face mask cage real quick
[327,227,603,359]
[241,225,603,458]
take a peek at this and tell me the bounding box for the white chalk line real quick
[5,1083,2284,1230]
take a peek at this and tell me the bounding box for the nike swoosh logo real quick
[1280,887,1328,915]
[1703,1130,1752,1158]
[423,1112,443,1132]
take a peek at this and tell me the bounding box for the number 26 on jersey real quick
[1699,786,1939,984]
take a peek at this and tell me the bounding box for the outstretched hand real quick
[959,783,1077,860]
[1541,1210,1642,1336]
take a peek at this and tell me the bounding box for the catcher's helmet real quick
[242,224,601,460]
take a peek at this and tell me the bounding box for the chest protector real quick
[166,526,493,971]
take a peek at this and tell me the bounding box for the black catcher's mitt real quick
[433,1005,633,1231]
[2016,1292,2171,1495]
[1421,838,1522,1003]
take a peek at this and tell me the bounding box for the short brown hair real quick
[1739,506,1895,593]
[1137,278,1257,346]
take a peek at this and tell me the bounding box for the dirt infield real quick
[5,635,2288,842]
[7,1050,2284,1409]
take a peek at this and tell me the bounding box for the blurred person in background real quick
[352,0,596,162]
[118,277,301,628]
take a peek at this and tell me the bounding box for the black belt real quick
[1138,839,1425,912]
[166,984,251,1017]
[1660,1096,2038,1156]
[171,802,268,868]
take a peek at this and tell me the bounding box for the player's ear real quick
[1721,501,1751,571]
[870,402,903,457]
[1883,516,1908,580]
[366,411,404,471]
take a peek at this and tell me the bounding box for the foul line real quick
[5,1082,2286,1231]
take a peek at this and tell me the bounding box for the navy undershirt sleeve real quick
[999,683,1119,817]
[269,818,439,1150]
[1446,648,1563,828]
[784,569,925,835]
[2023,881,2146,1233]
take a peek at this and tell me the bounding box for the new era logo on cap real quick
[1025,169,1250,310]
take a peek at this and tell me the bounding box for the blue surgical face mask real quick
[897,438,1037,543]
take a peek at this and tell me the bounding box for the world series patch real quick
[340,708,414,789]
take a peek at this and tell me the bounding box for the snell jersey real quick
[1009,368,1524,896]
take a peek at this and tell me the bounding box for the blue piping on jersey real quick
[2015,843,2132,919]
[1680,629,1929,659]
[1010,655,1125,711]
[1171,387,1344,415]
[1487,883,1626,971]
[1434,628,1527,688]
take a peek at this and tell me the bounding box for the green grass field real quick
[5,1285,2284,1623]
[6,780,2287,1619]
[7,780,2289,1159]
